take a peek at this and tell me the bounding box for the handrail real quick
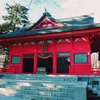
[92,68,100,75]
[0,67,14,73]
[0,68,7,72]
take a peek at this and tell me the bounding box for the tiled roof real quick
[0,11,99,39]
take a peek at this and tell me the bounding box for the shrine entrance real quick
[57,53,70,74]
[22,54,34,73]
[37,53,53,74]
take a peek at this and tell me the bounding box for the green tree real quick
[2,3,29,32]
[0,23,11,34]
[0,3,30,68]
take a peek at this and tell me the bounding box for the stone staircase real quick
[0,94,29,100]
[78,76,100,100]
[0,74,87,100]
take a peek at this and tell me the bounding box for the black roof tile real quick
[0,12,99,39]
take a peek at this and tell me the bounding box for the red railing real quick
[0,67,100,75]
[0,68,7,73]
[0,67,14,73]
[92,68,100,75]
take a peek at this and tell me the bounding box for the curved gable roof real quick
[0,11,99,39]
[29,11,64,29]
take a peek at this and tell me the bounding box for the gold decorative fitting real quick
[42,44,48,51]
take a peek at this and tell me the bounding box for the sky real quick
[0,0,100,23]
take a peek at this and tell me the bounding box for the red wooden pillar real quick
[53,39,56,74]
[20,54,23,73]
[88,37,92,74]
[53,52,56,74]
[88,52,92,74]
[69,51,74,74]
[8,52,14,73]
[69,37,74,74]
[34,53,37,74]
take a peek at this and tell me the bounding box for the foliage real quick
[2,3,29,32]
[0,47,9,68]
[0,3,30,68]
[0,23,11,34]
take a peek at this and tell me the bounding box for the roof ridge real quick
[58,13,93,21]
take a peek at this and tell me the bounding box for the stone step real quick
[1,74,78,82]
[0,85,75,98]
[0,83,75,90]
[0,79,77,88]
[0,87,74,99]
[93,85,100,90]
[20,86,74,92]
[97,90,100,97]
[0,86,75,93]
[87,85,93,90]
[0,81,76,94]
[0,94,30,100]
[15,93,74,100]
[92,87,98,94]
[0,88,17,96]
[88,84,100,98]
[78,76,100,85]
[0,75,87,100]
[0,81,87,100]
[17,89,74,97]
[0,84,75,93]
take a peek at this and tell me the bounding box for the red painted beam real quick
[0,27,100,43]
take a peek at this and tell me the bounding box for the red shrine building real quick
[0,11,100,75]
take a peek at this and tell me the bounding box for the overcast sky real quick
[0,0,100,23]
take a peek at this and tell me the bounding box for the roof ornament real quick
[44,8,48,13]
[43,8,51,17]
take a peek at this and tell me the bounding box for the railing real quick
[0,68,7,73]
[92,68,100,75]
[0,67,14,73]
[1,67,100,75]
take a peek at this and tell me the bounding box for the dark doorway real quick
[91,34,100,52]
[57,58,70,73]
[37,54,53,74]
[57,53,70,73]
[23,54,34,73]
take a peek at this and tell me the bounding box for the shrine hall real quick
[0,11,100,75]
